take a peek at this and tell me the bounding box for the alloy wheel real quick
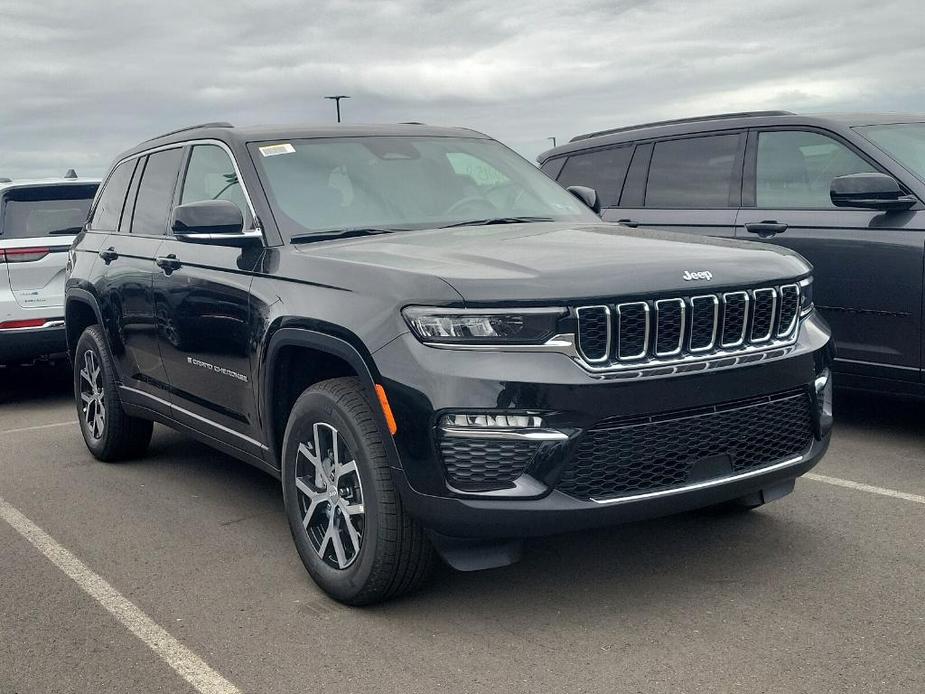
[295,422,366,570]
[79,349,105,440]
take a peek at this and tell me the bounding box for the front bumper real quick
[373,312,833,539]
[0,323,66,363]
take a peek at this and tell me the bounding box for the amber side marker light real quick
[375,384,398,435]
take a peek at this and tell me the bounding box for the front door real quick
[153,143,265,457]
[735,128,925,382]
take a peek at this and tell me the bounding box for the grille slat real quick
[573,282,802,372]
[557,391,814,500]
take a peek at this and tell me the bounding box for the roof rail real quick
[143,121,234,143]
[0,177,11,183]
[570,111,795,143]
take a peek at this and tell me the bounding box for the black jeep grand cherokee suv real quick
[66,122,833,604]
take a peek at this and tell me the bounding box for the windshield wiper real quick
[289,227,400,244]
[439,216,555,229]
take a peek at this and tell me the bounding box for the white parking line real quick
[805,473,925,505]
[0,421,75,435]
[0,496,241,694]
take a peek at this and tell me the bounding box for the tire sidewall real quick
[281,388,386,602]
[73,326,118,458]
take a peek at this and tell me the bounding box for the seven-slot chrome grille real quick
[575,284,801,370]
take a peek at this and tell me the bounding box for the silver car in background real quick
[0,173,99,364]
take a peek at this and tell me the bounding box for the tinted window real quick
[645,135,740,208]
[757,131,879,208]
[539,157,566,180]
[91,160,135,231]
[1,184,98,239]
[557,146,632,207]
[180,145,249,219]
[131,148,182,236]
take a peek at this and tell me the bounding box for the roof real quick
[0,177,101,193]
[538,111,925,162]
[116,122,492,161]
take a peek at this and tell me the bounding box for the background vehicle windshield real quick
[0,184,97,238]
[856,123,925,182]
[249,136,597,239]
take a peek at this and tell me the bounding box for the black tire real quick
[281,377,434,605]
[74,325,153,462]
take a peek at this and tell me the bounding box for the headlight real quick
[799,276,814,317]
[402,306,566,344]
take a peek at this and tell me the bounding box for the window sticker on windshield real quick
[259,143,296,157]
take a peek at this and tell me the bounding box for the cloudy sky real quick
[1,0,923,179]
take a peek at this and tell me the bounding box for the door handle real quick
[98,247,118,264]
[744,221,789,237]
[155,254,182,274]
[617,218,639,228]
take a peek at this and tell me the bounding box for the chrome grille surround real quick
[572,282,803,376]
[575,305,611,363]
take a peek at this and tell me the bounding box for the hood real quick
[298,222,811,304]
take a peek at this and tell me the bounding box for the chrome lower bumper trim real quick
[588,454,806,505]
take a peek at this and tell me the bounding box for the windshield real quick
[856,122,925,182]
[0,184,97,238]
[248,136,597,239]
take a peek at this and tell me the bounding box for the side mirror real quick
[170,200,261,247]
[830,173,917,212]
[566,185,601,214]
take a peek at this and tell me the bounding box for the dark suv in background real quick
[66,122,832,604]
[539,111,925,396]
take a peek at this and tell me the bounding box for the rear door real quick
[1,183,97,311]
[735,127,925,382]
[600,132,745,238]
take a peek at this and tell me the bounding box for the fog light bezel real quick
[438,412,568,441]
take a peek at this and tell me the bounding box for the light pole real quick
[324,95,350,123]
[547,136,557,147]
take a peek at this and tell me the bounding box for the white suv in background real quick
[0,172,99,364]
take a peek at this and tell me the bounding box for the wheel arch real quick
[64,289,104,360]
[262,327,402,471]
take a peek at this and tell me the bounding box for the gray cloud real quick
[1,0,923,178]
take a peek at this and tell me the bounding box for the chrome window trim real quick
[688,294,719,353]
[654,298,685,357]
[615,301,649,360]
[777,283,801,337]
[104,138,262,235]
[576,305,611,363]
[750,287,777,343]
[720,291,749,348]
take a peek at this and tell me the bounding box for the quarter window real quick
[557,146,633,207]
[756,131,878,208]
[645,135,741,208]
[90,159,135,231]
[130,148,183,236]
[180,145,249,219]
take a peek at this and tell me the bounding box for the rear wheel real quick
[281,377,434,605]
[74,325,153,462]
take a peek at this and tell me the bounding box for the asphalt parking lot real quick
[0,363,922,694]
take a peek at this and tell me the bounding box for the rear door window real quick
[645,134,742,208]
[130,148,183,236]
[755,130,879,208]
[90,160,136,231]
[1,184,98,239]
[556,146,633,207]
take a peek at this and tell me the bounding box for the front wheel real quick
[281,377,434,605]
[73,325,153,462]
